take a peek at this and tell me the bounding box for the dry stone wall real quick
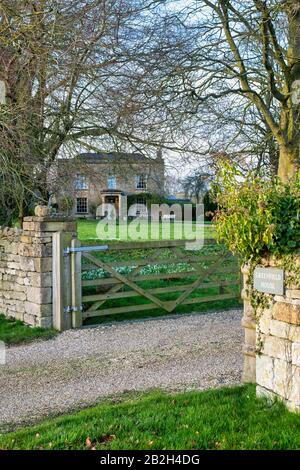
[0,214,76,328]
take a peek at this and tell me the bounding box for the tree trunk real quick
[277,145,299,181]
[279,2,300,181]
[18,198,25,228]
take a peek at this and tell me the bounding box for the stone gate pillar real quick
[241,258,300,412]
[20,206,77,328]
[241,264,256,383]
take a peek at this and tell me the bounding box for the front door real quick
[105,196,119,218]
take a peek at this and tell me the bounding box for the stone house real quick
[52,150,165,219]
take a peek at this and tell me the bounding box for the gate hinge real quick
[64,306,83,313]
[64,306,72,313]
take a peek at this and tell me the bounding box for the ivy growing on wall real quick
[212,163,300,317]
[213,163,300,261]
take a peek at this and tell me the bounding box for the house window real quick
[76,197,88,213]
[74,174,88,190]
[136,196,147,206]
[135,174,148,189]
[107,176,116,189]
[135,196,147,216]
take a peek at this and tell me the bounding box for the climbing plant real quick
[213,163,300,319]
[213,163,300,263]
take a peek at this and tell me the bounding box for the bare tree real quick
[0,0,174,222]
[2,0,299,225]
[182,171,211,203]
[144,0,300,181]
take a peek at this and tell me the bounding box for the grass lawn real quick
[1,385,300,450]
[77,219,216,244]
[0,315,57,346]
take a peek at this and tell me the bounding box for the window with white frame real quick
[74,174,88,190]
[107,176,116,189]
[136,196,147,206]
[135,196,147,215]
[135,174,148,190]
[76,197,88,213]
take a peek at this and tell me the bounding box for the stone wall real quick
[0,212,76,328]
[242,258,300,413]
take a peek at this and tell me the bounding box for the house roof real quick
[79,152,150,164]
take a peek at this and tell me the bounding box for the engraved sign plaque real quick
[253,267,284,295]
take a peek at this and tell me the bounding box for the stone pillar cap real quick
[23,216,76,223]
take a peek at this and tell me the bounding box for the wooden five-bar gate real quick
[53,234,241,331]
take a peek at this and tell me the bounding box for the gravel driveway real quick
[0,309,243,431]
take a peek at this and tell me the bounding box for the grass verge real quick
[1,385,300,450]
[0,314,57,345]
